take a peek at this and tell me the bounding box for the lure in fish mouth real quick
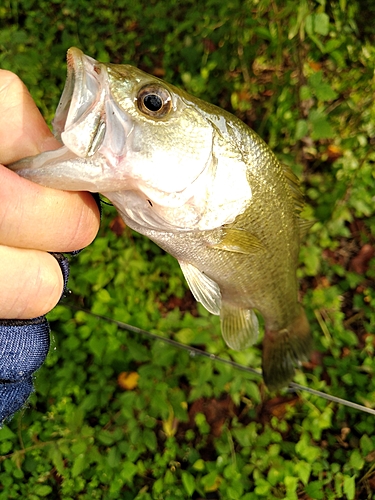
[10,47,313,390]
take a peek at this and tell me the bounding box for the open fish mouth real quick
[52,47,94,141]
[53,47,109,158]
[9,48,133,191]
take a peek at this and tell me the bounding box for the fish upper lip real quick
[52,47,83,140]
[52,47,118,161]
[52,47,104,144]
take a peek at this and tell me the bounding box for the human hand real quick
[0,69,100,423]
[0,69,100,318]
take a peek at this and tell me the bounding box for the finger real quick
[0,167,100,252]
[0,245,64,319]
[0,70,61,165]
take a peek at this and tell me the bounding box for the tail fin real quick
[262,307,312,390]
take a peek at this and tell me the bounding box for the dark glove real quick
[0,253,70,425]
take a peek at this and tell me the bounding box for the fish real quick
[9,47,313,390]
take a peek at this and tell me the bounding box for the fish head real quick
[13,48,217,209]
[11,48,254,231]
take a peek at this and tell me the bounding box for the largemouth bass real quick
[10,48,312,389]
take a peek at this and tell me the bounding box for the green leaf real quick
[313,13,330,36]
[181,471,196,496]
[0,426,16,441]
[325,38,342,53]
[314,83,338,101]
[127,339,151,362]
[360,434,373,456]
[267,466,283,486]
[285,475,298,495]
[34,485,53,497]
[300,84,312,100]
[343,475,355,500]
[153,477,164,494]
[88,334,106,358]
[295,119,309,140]
[305,14,314,36]
[295,435,321,462]
[288,1,309,39]
[308,72,338,101]
[121,461,138,483]
[107,446,121,468]
[305,481,325,499]
[192,459,205,471]
[300,245,321,276]
[294,461,311,486]
[349,449,365,471]
[201,470,220,491]
[309,109,335,139]
[143,428,157,452]
[194,413,210,434]
[306,13,330,37]
[175,328,195,344]
[96,288,112,303]
[71,440,88,455]
[48,445,65,476]
[254,478,271,496]
[72,453,86,478]
[152,341,176,367]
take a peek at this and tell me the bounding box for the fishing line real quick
[65,305,375,416]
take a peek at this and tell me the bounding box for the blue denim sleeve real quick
[0,253,70,425]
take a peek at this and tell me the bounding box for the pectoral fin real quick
[208,228,263,255]
[220,302,259,350]
[178,261,222,315]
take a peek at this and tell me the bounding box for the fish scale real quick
[9,47,313,390]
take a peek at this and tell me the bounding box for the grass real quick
[1,0,375,498]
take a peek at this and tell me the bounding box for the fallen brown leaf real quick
[117,371,139,390]
[349,244,375,274]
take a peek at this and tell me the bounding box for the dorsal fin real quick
[281,164,315,239]
[298,218,315,239]
[281,164,305,216]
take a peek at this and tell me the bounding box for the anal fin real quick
[178,261,222,315]
[220,302,259,351]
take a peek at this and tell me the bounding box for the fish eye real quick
[136,85,172,118]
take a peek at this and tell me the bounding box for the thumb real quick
[0,70,61,165]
